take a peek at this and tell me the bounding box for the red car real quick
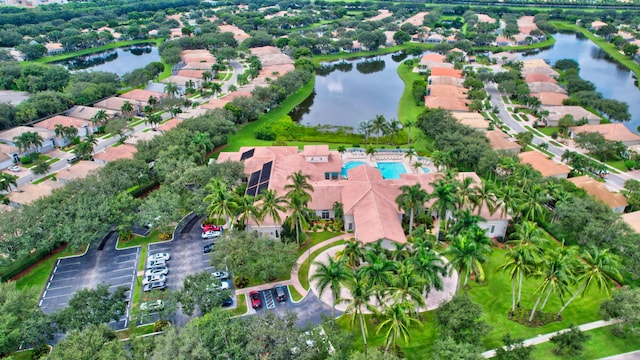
[202,224,221,232]
[250,291,262,309]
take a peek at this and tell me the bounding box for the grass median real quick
[231,294,247,316]
[299,239,346,291]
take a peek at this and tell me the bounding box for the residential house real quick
[590,20,608,31]
[524,73,557,84]
[568,175,628,212]
[33,115,92,147]
[0,143,20,169]
[518,151,571,178]
[7,180,64,208]
[0,126,56,153]
[622,211,640,233]
[527,82,567,94]
[93,144,137,164]
[56,161,103,184]
[94,96,145,115]
[430,68,463,78]
[490,51,518,64]
[569,123,640,146]
[425,34,444,44]
[66,106,118,123]
[119,89,166,104]
[531,92,569,106]
[428,76,464,86]
[495,36,512,47]
[452,112,490,131]
[424,96,469,112]
[485,130,522,154]
[542,106,601,127]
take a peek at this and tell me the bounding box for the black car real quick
[221,296,233,307]
[203,243,215,253]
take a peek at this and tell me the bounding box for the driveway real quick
[249,287,335,328]
[39,232,139,330]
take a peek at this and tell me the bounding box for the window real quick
[325,172,330,180]
[490,225,495,233]
[331,172,339,180]
[348,223,353,230]
[321,210,330,219]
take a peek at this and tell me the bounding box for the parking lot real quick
[39,232,139,330]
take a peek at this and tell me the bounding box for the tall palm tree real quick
[556,247,622,316]
[396,184,429,236]
[360,251,397,305]
[387,261,426,308]
[365,146,377,161]
[497,242,538,315]
[145,113,162,130]
[202,71,213,82]
[63,126,78,143]
[431,178,458,241]
[54,124,65,139]
[234,193,261,230]
[404,118,416,145]
[121,101,134,118]
[376,302,422,352]
[409,247,445,297]
[370,115,388,147]
[444,233,491,288]
[164,82,179,98]
[519,184,550,223]
[358,120,372,144]
[311,257,351,320]
[528,246,576,322]
[91,109,109,126]
[404,147,417,164]
[455,176,477,211]
[336,239,364,269]
[385,118,401,145]
[257,189,287,228]
[337,145,347,160]
[284,171,314,205]
[210,82,222,97]
[284,194,310,247]
[339,270,375,355]
[0,173,18,192]
[203,178,239,231]
[472,181,498,216]
[190,131,213,163]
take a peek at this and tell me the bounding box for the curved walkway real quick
[481,319,621,358]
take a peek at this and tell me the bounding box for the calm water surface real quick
[519,32,640,132]
[289,53,405,128]
[55,45,160,76]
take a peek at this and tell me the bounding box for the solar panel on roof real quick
[248,171,260,188]
[240,148,255,161]
[246,186,258,197]
[259,161,272,183]
[257,181,269,195]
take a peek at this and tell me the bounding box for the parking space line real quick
[105,274,133,281]
[108,283,131,289]
[41,293,72,300]
[53,268,81,275]
[48,285,73,290]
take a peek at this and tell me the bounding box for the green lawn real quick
[467,248,609,349]
[15,247,80,297]
[530,326,640,359]
[231,294,248,316]
[298,231,343,257]
[289,285,304,301]
[397,60,426,124]
[538,126,560,136]
[299,240,346,290]
[605,159,627,172]
[33,173,57,184]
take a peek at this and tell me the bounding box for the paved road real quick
[39,232,139,331]
[485,82,633,191]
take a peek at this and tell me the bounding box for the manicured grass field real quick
[397,59,426,124]
[299,240,346,290]
[289,285,304,301]
[231,294,248,316]
[298,231,343,257]
[530,326,640,359]
[15,247,80,297]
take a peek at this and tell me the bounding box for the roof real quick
[532,92,569,106]
[161,75,196,87]
[429,76,463,86]
[522,66,560,77]
[452,112,490,130]
[622,211,640,233]
[180,49,215,63]
[524,73,557,83]
[157,118,181,132]
[221,91,252,101]
[424,96,468,112]
[0,143,18,155]
[201,99,230,110]
[476,14,496,23]
[176,69,205,79]
[124,131,160,145]
[544,106,601,122]
[420,60,454,69]
[402,11,428,26]
[66,106,118,121]
[365,9,393,21]
[8,180,64,205]
[518,151,570,177]
[93,144,137,162]
[56,161,103,182]
[430,68,463,78]
[119,89,165,103]
[527,82,567,94]
[0,126,54,142]
[183,62,215,70]
[568,176,628,209]
[94,96,139,111]
[591,20,608,29]
[569,123,640,143]
[428,84,467,98]
[218,24,250,42]
[34,115,89,131]
[303,145,330,157]
[485,130,522,152]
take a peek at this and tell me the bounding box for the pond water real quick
[54,45,160,76]
[518,32,640,132]
[289,52,406,128]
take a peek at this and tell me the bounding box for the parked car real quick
[147,259,166,268]
[143,281,166,292]
[145,266,168,277]
[274,286,287,302]
[7,165,20,172]
[140,299,164,311]
[211,271,229,280]
[221,296,233,307]
[66,155,79,164]
[250,291,262,309]
[201,230,222,239]
[201,223,222,231]
[142,273,166,285]
[148,253,170,262]
[203,243,215,253]
[206,280,230,291]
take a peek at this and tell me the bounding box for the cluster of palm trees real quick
[12,131,44,154]
[498,221,623,324]
[358,115,404,146]
[53,124,79,144]
[312,236,446,354]
[73,134,98,160]
[202,171,314,245]
[0,172,18,204]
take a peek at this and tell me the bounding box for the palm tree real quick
[404,147,417,164]
[210,82,222,97]
[0,173,18,192]
[145,113,162,130]
[497,242,538,315]
[337,145,346,160]
[455,176,477,211]
[91,109,109,126]
[121,101,134,118]
[54,124,65,139]
[431,178,458,241]
[202,71,213,82]
[185,79,195,90]
[358,120,372,144]
[473,181,498,216]
[284,171,314,205]
[409,247,445,297]
[234,193,261,230]
[360,251,397,305]
[257,189,287,228]
[190,131,213,163]
[164,82,179,98]
[444,233,491,288]
[387,262,426,308]
[339,270,375,355]
[336,239,364,269]
[396,184,429,236]
[370,115,388,147]
[203,178,239,231]
[385,118,401,145]
[147,96,158,109]
[311,257,351,320]
[556,247,622,316]
[404,118,416,145]
[285,194,310,247]
[63,126,78,143]
[365,146,377,161]
[528,246,575,322]
[376,302,422,352]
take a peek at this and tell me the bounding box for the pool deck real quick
[342,150,435,175]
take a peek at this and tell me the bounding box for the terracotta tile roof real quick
[94,96,140,111]
[34,115,89,131]
[452,112,490,130]
[428,84,467,98]
[176,69,205,79]
[249,46,283,56]
[421,60,454,69]
[365,9,393,21]
[303,145,330,156]
[424,96,468,112]
[201,99,230,109]
[528,82,567,94]
[522,66,560,77]
[429,76,463,86]
[93,144,137,162]
[124,131,160,145]
[532,92,569,106]
[119,89,165,103]
[66,106,118,121]
[476,14,496,23]
[518,151,570,177]
[485,130,522,152]
[430,68,463,78]
[569,123,640,143]
[0,126,54,143]
[402,11,429,26]
[181,49,215,63]
[622,211,640,233]
[183,62,215,70]
[8,180,63,206]
[161,75,195,87]
[524,73,557,83]
[260,63,295,76]
[218,24,250,42]
[222,91,252,100]
[544,106,601,123]
[56,161,103,182]
[568,175,628,209]
[157,118,181,132]
[522,59,550,68]
[420,53,445,63]
[591,20,607,29]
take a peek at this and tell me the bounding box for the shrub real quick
[550,325,589,357]
[272,140,288,146]
[255,126,276,140]
[20,155,33,165]
[154,319,170,332]
[551,131,559,139]
[624,159,636,170]
[234,275,249,288]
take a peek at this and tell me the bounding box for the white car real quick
[7,165,20,172]
[147,259,166,268]
[201,230,221,239]
[143,281,166,292]
[206,280,230,291]
[142,273,166,285]
[140,299,164,311]
[211,271,229,280]
[145,266,168,277]
[148,253,170,262]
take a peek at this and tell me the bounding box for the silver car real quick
[147,253,170,262]
[145,266,168,277]
[142,273,166,285]
[143,281,166,292]
[140,299,164,311]
[147,259,166,268]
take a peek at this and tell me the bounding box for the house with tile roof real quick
[485,130,521,154]
[452,112,490,131]
[622,211,640,233]
[568,175,628,212]
[0,143,19,169]
[424,96,469,112]
[66,106,118,122]
[542,106,601,127]
[93,144,137,164]
[56,161,103,184]
[518,151,570,178]
[531,92,569,106]
[34,115,93,146]
[569,123,640,146]
[7,180,64,207]
[0,126,56,153]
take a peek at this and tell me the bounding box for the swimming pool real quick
[341,161,367,178]
[422,167,431,174]
[377,162,407,179]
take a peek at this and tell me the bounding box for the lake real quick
[519,32,640,133]
[55,44,160,76]
[289,52,407,128]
